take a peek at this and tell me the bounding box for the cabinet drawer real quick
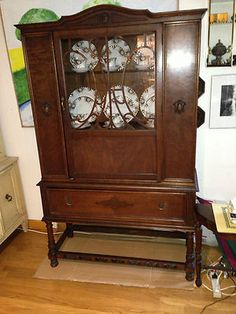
[0,166,21,230]
[46,189,187,225]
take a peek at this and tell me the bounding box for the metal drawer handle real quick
[159,202,166,210]
[65,197,73,207]
[5,194,13,202]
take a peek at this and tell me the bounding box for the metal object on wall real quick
[197,77,205,128]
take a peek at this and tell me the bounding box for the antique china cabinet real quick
[17,5,206,281]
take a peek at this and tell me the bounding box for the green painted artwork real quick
[83,0,121,10]
[16,8,59,41]
[12,69,30,106]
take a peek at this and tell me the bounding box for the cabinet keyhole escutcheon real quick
[41,103,51,116]
[173,100,186,114]
[65,197,73,207]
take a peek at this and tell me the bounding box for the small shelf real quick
[207,63,231,67]
[65,68,154,75]
[210,21,232,25]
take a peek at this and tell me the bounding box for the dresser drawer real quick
[46,189,187,225]
[0,158,27,244]
[0,167,21,230]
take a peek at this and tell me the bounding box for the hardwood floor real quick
[0,230,236,314]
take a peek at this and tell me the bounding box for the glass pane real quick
[208,0,234,66]
[61,32,156,129]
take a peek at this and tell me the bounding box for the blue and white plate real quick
[70,40,98,73]
[101,38,131,72]
[68,87,101,128]
[140,85,155,128]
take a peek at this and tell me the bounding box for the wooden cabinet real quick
[17,5,206,279]
[0,157,28,245]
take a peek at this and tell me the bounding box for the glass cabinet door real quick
[55,27,161,180]
[60,32,156,130]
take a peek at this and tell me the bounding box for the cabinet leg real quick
[66,223,74,238]
[185,232,194,281]
[195,222,202,287]
[21,218,28,232]
[45,221,58,267]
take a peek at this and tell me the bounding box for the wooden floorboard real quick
[0,231,236,313]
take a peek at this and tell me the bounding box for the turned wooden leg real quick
[195,221,202,287]
[66,223,74,238]
[45,221,58,267]
[185,232,194,281]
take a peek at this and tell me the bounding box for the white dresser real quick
[0,129,27,245]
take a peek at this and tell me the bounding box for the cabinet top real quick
[16,5,207,33]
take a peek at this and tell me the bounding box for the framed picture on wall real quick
[210,74,236,128]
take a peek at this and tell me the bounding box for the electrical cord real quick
[17,227,63,235]
[200,276,236,314]
[200,259,236,313]
[202,267,236,294]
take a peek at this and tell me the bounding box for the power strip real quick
[210,271,222,298]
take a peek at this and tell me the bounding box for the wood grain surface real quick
[0,231,236,314]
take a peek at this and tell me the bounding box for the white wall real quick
[0,11,42,219]
[0,0,235,223]
[180,0,236,245]
[180,0,236,203]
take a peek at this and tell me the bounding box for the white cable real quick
[202,280,236,297]
[203,271,236,297]
[221,285,236,291]
[202,282,213,292]
[202,260,236,298]
[222,292,236,296]
[17,227,63,235]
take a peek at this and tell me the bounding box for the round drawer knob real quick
[5,194,13,202]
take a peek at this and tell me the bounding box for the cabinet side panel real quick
[23,33,68,179]
[163,21,200,181]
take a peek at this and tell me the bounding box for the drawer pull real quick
[5,194,13,202]
[173,100,186,114]
[159,202,166,210]
[65,197,73,207]
[60,97,65,111]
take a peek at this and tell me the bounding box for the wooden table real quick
[195,204,236,287]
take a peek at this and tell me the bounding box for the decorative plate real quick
[69,40,98,73]
[140,85,155,128]
[104,85,139,128]
[101,38,131,72]
[132,46,155,70]
[68,87,101,129]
